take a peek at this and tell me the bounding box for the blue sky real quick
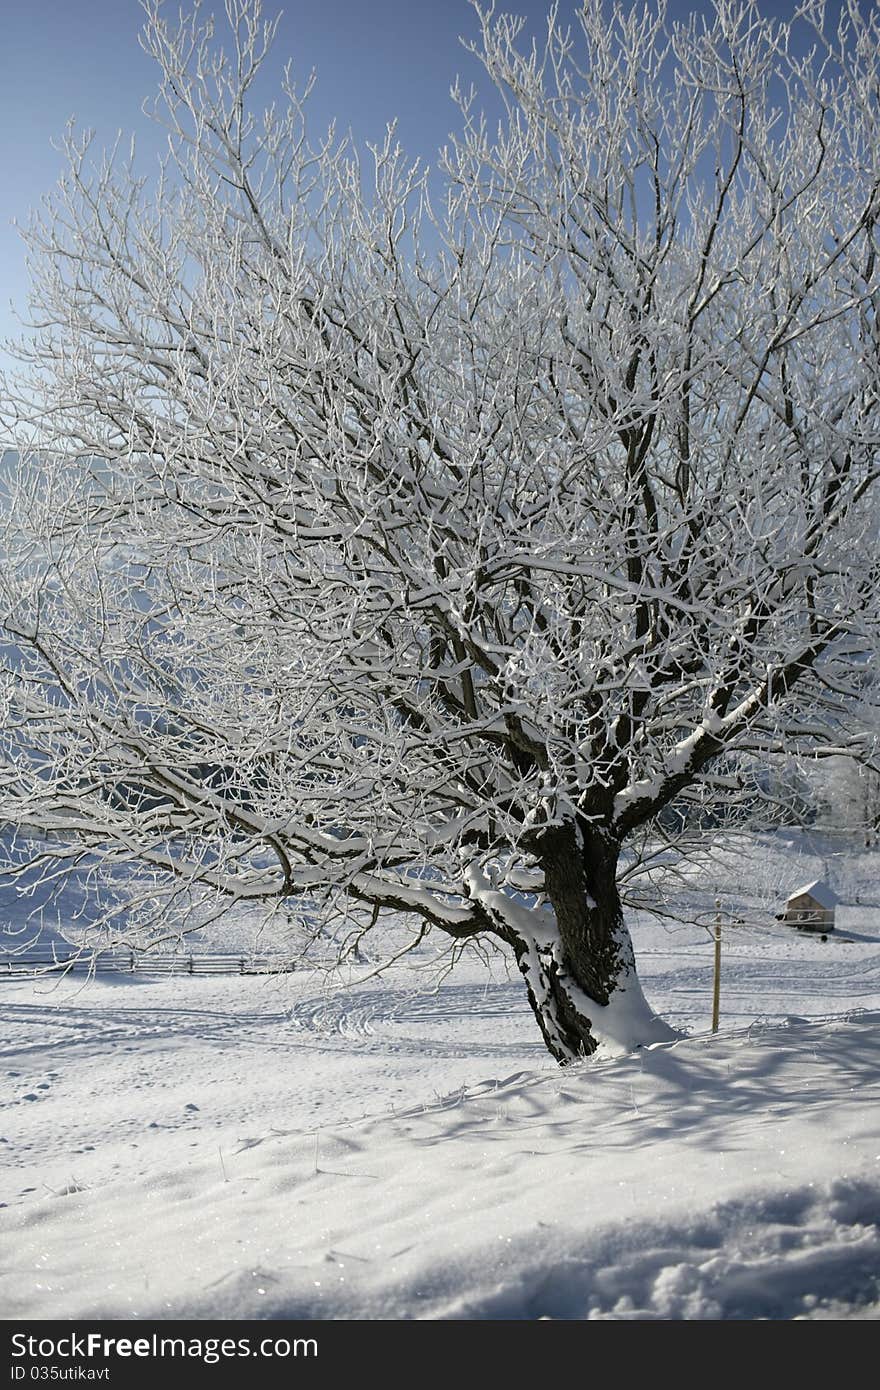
[0,0,837,366]
[1,0,511,357]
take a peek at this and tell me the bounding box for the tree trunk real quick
[512,824,678,1065]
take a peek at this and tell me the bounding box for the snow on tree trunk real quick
[468,829,679,1064]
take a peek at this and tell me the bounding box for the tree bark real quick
[512,823,677,1064]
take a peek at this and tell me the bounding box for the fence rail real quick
[0,948,302,978]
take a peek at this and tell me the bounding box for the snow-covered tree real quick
[810,741,880,846]
[2,0,879,1061]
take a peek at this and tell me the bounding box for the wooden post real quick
[712,898,722,1034]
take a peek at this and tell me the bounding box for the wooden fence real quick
[0,948,301,978]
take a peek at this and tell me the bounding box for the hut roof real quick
[786,879,837,909]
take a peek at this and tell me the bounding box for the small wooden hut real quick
[781,880,837,932]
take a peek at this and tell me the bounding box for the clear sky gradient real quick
[0,0,847,366]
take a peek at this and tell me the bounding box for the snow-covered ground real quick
[1,833,879,1320]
